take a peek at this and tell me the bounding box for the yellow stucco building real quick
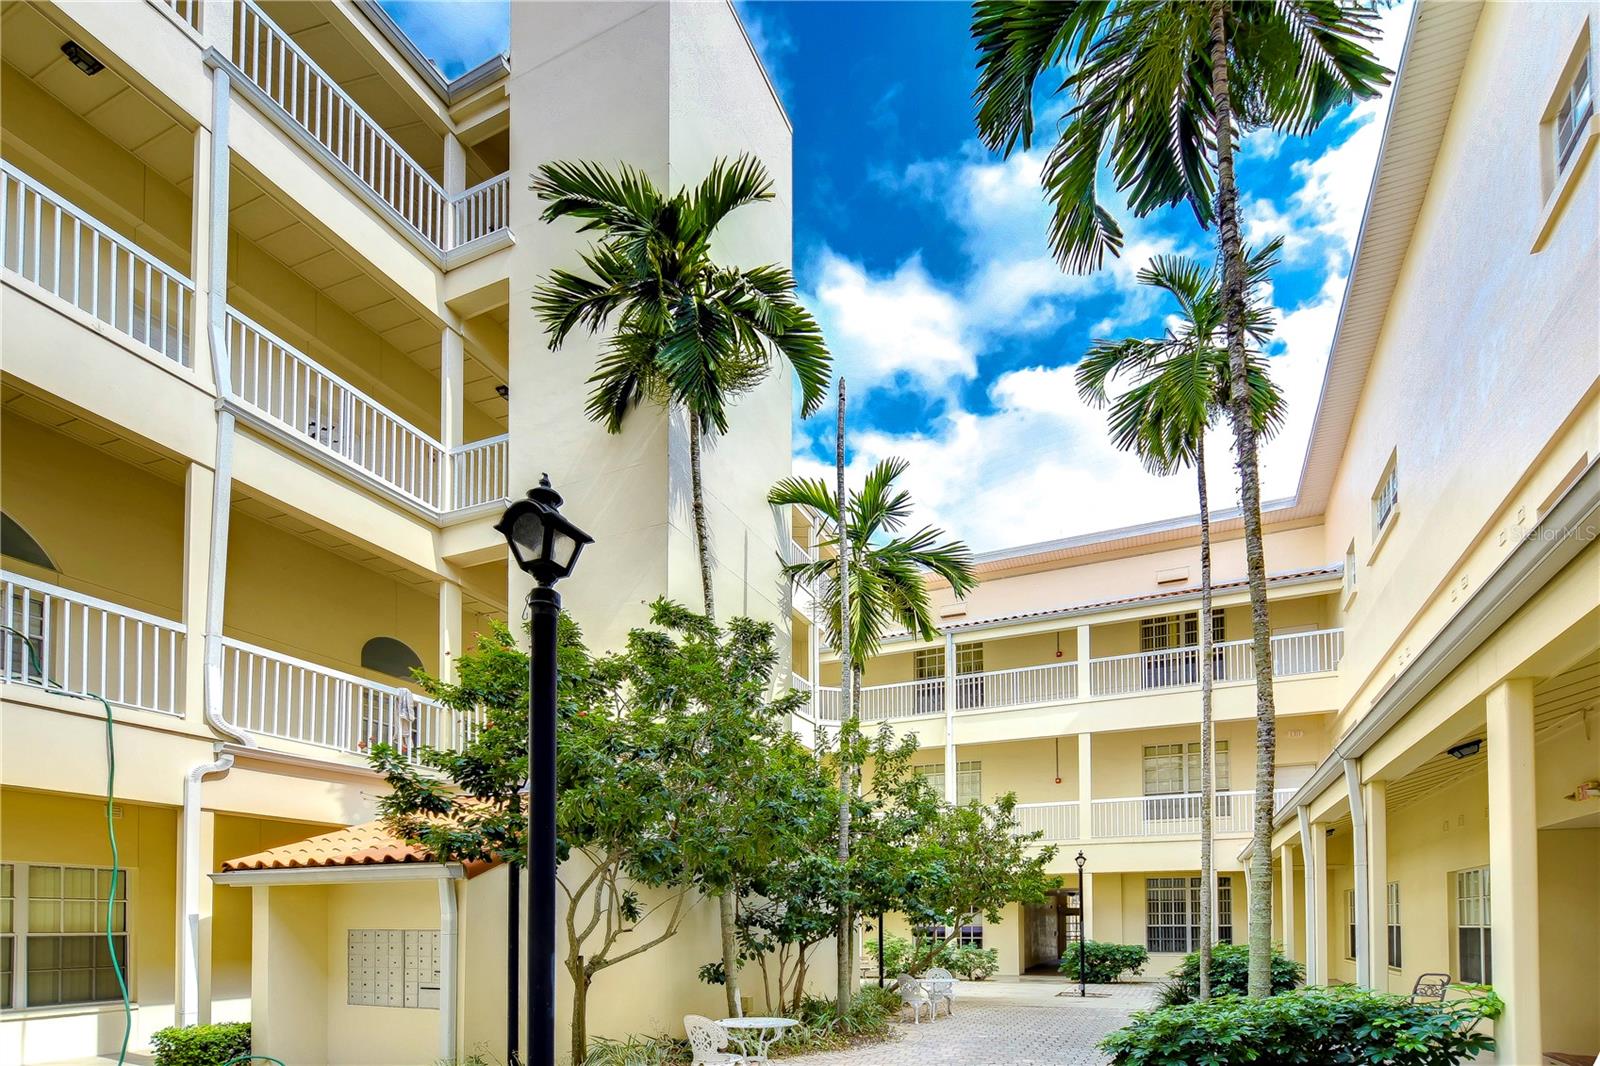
[0,0,1595,1064]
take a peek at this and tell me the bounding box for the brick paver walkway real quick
[780,979,1157,1065]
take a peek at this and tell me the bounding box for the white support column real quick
[1280,843,1297,962]
[1080,869,1094,940]
[1078,732,1093,835]
[1487,678,1541,1063]
[1364,779,1388,988]
[1343,759,1371,987]
[442,132,467,249]
[440,327,465,509]
[1298,806,1327,985]
[942,630,956,804]
[440,577,464,684]
[1075,623,1091,699]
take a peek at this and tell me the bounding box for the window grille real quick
[1374,462,1399,534]
[1556,53,1593,171]
[1455,867,1492,983]
[1142,741,1229,795]
[1387,881,1402,969]
[1145,876,1231,953]
[2,863,128,1009]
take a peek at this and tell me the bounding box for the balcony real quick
[229,0,509,261]
[219,637,482,761]
[1017,788,1298,844]
[810,628,1343,723]
[2,572,186,717]
[1,161,194,369]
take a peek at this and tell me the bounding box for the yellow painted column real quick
[188,123,214,389]
[181,463,214,723]
[1486,678,1541,1063]
[1280,843,1297,962]
[440,576,464,685]
[1077,732,1093,834]
[1363,780,1388,990]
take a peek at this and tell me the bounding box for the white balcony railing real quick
[226,308,446,508]
[956,662,1076,711]
[220,636,483,761]
[1088,629,1344,697]
[451,434,509,510]
[452,175,510,248]
[158,0,202,31]
[2,572,185,716]
[785,538,813,566]
[230,0,507,255]
[1,161,193,367]
[1090,788,1299,839]
[1016,801,1079,841]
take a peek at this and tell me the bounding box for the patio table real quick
[718,1016,798,1062]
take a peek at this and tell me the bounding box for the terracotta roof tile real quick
[221,820,434,872]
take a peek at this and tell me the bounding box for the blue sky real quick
[386,0,1413,553]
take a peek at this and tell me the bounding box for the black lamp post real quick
[496,476,592,1066]
[1074,850,1087,999]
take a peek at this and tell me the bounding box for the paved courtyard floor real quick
[780,978,1158,1066]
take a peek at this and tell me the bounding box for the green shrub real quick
[584,1034,688,1065]
[1100,984,1502,1065]
[150,1022,252,1066]
[1156,942,1303,1005]
[945,944,1000,981]
[1058,941,1149,983]
[877,932,915,977]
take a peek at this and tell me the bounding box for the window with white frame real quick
[913,647,944,679]
[1145,876,1231,953]
[1555,51,1593,174]
[1142,741,1230,795]
[1373,457,1399,537]
[914,761,981,805]
[1455,867,1492,983]
[1345,888,1358,960]
[919,921,983,948]
[1387,881,1402,970]
[1139,610,1225,651]
[3,591,46,683]
[1344,540,1358,600]
[1,862,129,1010]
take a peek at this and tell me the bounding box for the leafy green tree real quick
[900,794,1059,973]
[769,458,976,1007]
[972,0,1389,994]
[532,154,831,1014]
[1075,243,1285,997]
[372,602,811,1063]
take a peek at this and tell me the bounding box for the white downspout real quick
[438,877,460,1062]
[178,749,233,1026]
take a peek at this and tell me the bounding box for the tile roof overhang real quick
[214,820,493,884]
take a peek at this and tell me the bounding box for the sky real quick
[383,0,1414,554]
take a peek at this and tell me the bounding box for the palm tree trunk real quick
[688,407,743,1017]
[834,379,854,1012]
[1197,439,1215,1002]
[1209,0,1277,999]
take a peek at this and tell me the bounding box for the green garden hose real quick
[3,624,131,1065]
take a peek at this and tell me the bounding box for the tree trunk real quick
[570,967,589,1066]
[1197,440,1215,1002]
[688,407,743,1017]
[1209,0,1277,998]
[835,379,854,1013]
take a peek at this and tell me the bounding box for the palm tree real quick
[769,456,977,1009]
[1076,242,1285,1000]
[972,0,1388,995]
[532,154,831,1016]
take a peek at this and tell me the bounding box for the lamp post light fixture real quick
[1074,850,1088,1000]
[496,475,592,1066]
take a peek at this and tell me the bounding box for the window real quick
[955,642,984,708]
[3,590,45,682]
[955,642,984,675]
[912,643,984,709]
[1555,51,1594,173]
[1387,882,1402,970]
[1373,457,1399,537]
[916,921,983,948]
[1455,867,1492,983]
[913,647,944,679]
[1145,876,1232,953]
[1139,611,1225,651]
[1345,888,1358,961]
[1142,741,1229,795]
[1,862,129,1010]
[1344,540,1358,602]
[915,761,981,805]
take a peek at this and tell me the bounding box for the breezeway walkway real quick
[781,979,1158,1065]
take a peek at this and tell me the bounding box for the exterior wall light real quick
[61,41,104,76]
[1447,739,1483,760]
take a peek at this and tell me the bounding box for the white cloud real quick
[379,1,508,78]
[799,3,1413,551]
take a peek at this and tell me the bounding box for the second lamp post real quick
[496,475,593,1066]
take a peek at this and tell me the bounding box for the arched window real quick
[1,513,56,571]
[360,636,424,680]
